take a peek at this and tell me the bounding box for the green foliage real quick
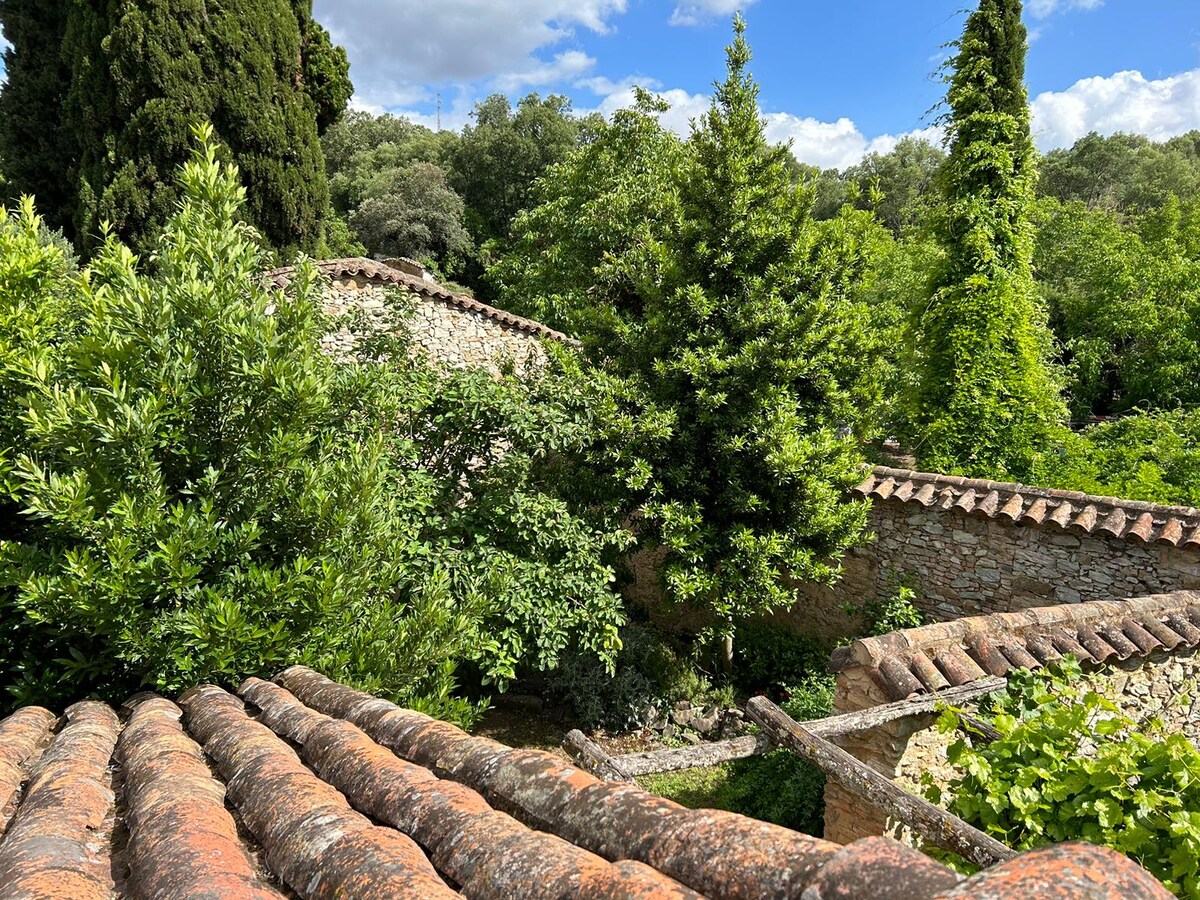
[1036,196,1200,417]
[545,622,730,731]
[731,620,829,692]
[9,0,348,257]
[845,584,925,637]
[451,94,595,246]
[495,20,886,637]
[935,659,1200,897]
[1031,410,1200,507]
[906,0,1065,480]
[0,1,77,239]
[292,0,352,135]
[1039,131,1200,214]
[348,161,473,265]
[0,132,626,718]
[846,136,946,235]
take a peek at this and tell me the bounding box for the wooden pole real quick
[616,734,772,777]
[746,695,1017,869]
[563,730,634,782]
[803,677,1006,739]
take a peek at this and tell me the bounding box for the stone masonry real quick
[793,468,1200,634]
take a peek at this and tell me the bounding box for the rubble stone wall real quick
[319,275,547,375]
[795,500,1200,630]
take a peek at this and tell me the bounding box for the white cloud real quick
[313,0,626,109]
[1030,68,1200,150]
[494,50,596,92]
[588,82,942,170]
[1026,0,1103,19]
[669,0,758,27]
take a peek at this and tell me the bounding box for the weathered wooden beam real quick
[616,734,773,777]
[746,695,1017,870]
[563,729,633,782]
[804,677,1007,739]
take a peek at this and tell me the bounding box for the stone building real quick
[267,257,570,375]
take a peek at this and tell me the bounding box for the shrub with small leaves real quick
[933,659,1200,897]
[0,127,626,720]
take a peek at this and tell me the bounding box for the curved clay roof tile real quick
[1023,634,1063,666]
[998,493,1026,521]
[1020,497,1051,524]
[871,478,897,500]
[1069,505,1099,533]
[1141,617,1187,650]
[968,638,1013,677]
[998,642,1040,670]
[1047,501,1075,528]
[1120,620,1164,655]
[1157,519,1185,546]
[1127,512,1156,543]
[1097,508,1128,538]
[908,651,950,692]
[1096,623,1139,660]
[954,489,978,513]
[1165,613,1200,647]
[1076,625,1118,664]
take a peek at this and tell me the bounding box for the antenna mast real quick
[436,93,442,132]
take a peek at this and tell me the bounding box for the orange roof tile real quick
[0,668,1173,898]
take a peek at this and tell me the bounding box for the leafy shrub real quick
[732,620,830,693]
[933,659,1200,896]
[545,622,731,731]
[1031,410,1200,508]
[0,129,625,719]
[844,584,925,637]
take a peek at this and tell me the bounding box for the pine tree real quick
[907,0,1064,477]
[0,1,77,238]
[16,0,352,257]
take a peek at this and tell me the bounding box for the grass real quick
[639,765,733,809]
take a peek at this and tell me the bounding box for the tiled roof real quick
[835,590,1200,702]
[0,668,1171,898]
[267,257,572,343]
[858,466,1200,549]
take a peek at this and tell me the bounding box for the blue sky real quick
[2,2,1193,170]
[311,0,1199,169]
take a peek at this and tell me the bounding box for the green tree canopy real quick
[451,93,595,245]
[348,160,473,265]
[0,0,77,237]
[0,0,350,257]
[496,20,887,647]
[905,0,1064,479]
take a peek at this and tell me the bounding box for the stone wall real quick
[319,275,547,376]
[823,648,1200,846]
[796,500,1200,629]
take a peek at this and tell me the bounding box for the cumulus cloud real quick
[1030,68,1200,150]
[313,0,626,109]
[1026,0,1103,19]
[586,81,942,170]
[669,0,758,27]
[493,50,597,92]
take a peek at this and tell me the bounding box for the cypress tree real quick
[0,1,77,238]
[907,0,1063,478]
[55,0,350,257]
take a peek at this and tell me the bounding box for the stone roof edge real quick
[864,465,1200,520]
[267,257,574,344]
[848,590,1200,670]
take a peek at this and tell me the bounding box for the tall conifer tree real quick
[907,0,1063,477]
[0,1,77,238]
[0,0,349,256]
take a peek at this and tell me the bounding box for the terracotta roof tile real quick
[268,257,572,343]
[0,668,1174,898]
[859,466,1200,547]
[844,590,1200,702]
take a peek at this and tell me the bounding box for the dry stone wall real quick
[796,500,1200,630]
[319,275,547,376]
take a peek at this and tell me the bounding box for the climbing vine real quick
[931,659,1200,897]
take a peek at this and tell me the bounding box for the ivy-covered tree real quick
[0,0,77,238]
[28,0,351,256]
[905,0,1064,479]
